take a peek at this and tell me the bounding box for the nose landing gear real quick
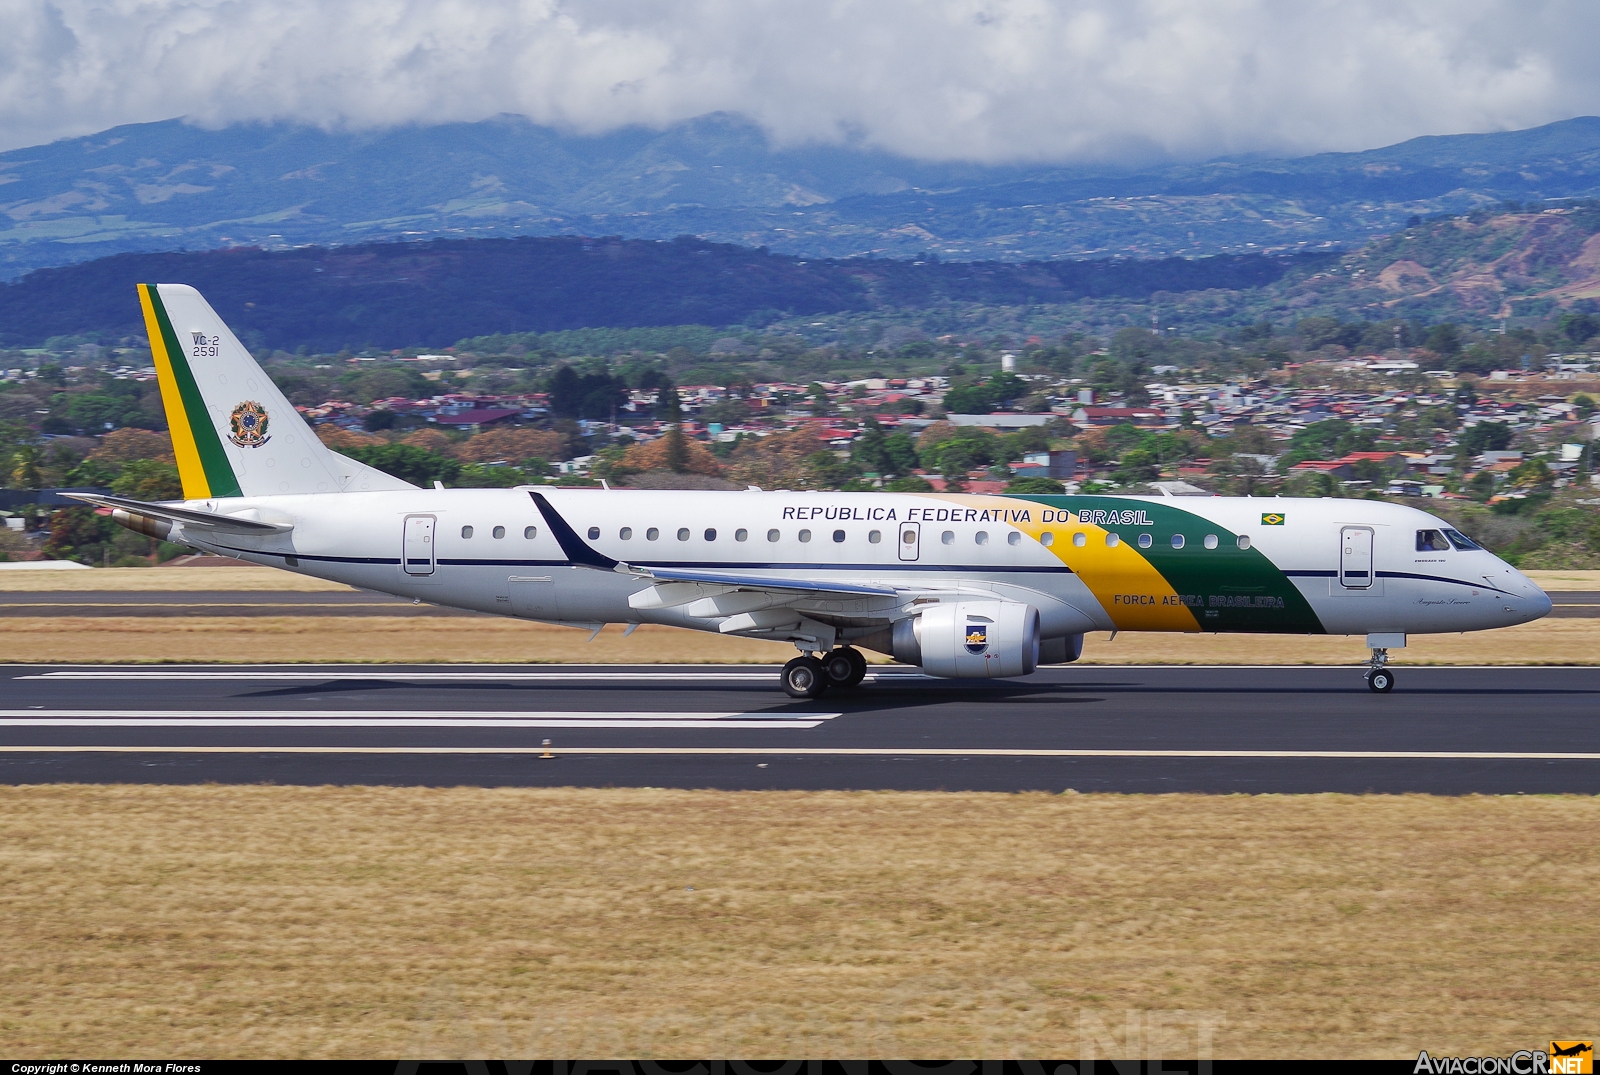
[1365,648,1395,693]
[781,646,868,698]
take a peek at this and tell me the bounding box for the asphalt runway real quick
[2,663,1598,793]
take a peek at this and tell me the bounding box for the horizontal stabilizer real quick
[63,492,293,534]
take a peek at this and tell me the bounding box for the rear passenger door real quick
[402,515,436,576]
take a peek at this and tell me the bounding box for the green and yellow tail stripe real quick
[138,284,241,500]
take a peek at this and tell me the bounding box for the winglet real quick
[529,491,618,569]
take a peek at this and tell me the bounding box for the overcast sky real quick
[3,0,1597,161]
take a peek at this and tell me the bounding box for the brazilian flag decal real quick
[1261,512,1286,525]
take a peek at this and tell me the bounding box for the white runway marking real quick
[20,670,932,682]
[0,745,1594,759]
[0,710,839,730]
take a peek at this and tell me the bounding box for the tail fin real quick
[138,283,415,498]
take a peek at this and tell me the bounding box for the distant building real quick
[947,413,1052,429]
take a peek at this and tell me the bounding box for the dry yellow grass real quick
[0,786,1595,1059]
[1,613,1596,664]
[1524,569,1600,589]
[0,615,803,663]
[0,565,352,591]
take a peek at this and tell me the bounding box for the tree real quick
[663,425,691,473]
[1561,312,1599,346]
[1459,423,1513,456]
[111,459,183,500]
[1005,476,1066,494]
[1507,458,1552,489]
[1114,449,1159,484]
[1424,323,1462,357]
[851,418,892,475]
[340,444,461,486]
[42,506,114,563]
[10,445,42,489]
[883,432,920,476]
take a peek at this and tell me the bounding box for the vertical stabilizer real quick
[138,283,415,499]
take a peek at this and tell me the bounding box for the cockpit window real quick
[1416,529,1450,552]
[1442,528,1480,551]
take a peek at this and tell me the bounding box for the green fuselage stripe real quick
[148,288,242,498]
[1010,494,1327,633]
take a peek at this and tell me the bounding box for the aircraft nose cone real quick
[1530,587,1553,620]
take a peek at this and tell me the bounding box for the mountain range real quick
[3,113,1600,280]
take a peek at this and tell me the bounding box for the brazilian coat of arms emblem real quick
[228,400,271,447]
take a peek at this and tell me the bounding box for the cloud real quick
[1,0,1597,161]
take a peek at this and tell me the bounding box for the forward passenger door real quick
[1340,526,1374,590]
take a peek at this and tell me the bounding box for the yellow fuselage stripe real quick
[138,284,210,499]
[920,493,1201,631]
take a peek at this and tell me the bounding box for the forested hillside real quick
[0,237,1324,351]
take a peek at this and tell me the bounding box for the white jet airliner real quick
[72,284,1553,697]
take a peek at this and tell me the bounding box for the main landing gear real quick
[781,647,867,699]
[1365,648,1395,693]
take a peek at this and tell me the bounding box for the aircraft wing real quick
[63,492,294,534]
[630,565,896,596]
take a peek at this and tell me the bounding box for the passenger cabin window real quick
[677,528,690,541]
[1203,534,1219,550]
[1073,532,1087,548]
[832,529,845,543]
[1171,534,1185,549]
[868,530,882,543]
[461,525,474,539]
[736,529,749,542]
[941,531,955,545]
[975,531,989,545]
[705,528,717,541]
[1007,532,1021,546]
[524,526,537,539]
[1137,533,1153,549]
[1040,532,1055,547]
[767,529,780,542]
[647,528,660,541]
[620,527,632,539]
[798,529,812,543]
[588,526,600,540]
[1104,532,1120,547]
[492,526,505,539]
[1416,529,1451,552]
[1443,528,1480,551]
[1236,535,1251,550]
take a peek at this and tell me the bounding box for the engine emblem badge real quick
[964,624,988,655]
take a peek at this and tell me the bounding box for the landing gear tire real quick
[1367,668,1395,693]
[823,647,868,689]
[781,655,828,699]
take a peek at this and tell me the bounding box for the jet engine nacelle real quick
[897,600,1039,679]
